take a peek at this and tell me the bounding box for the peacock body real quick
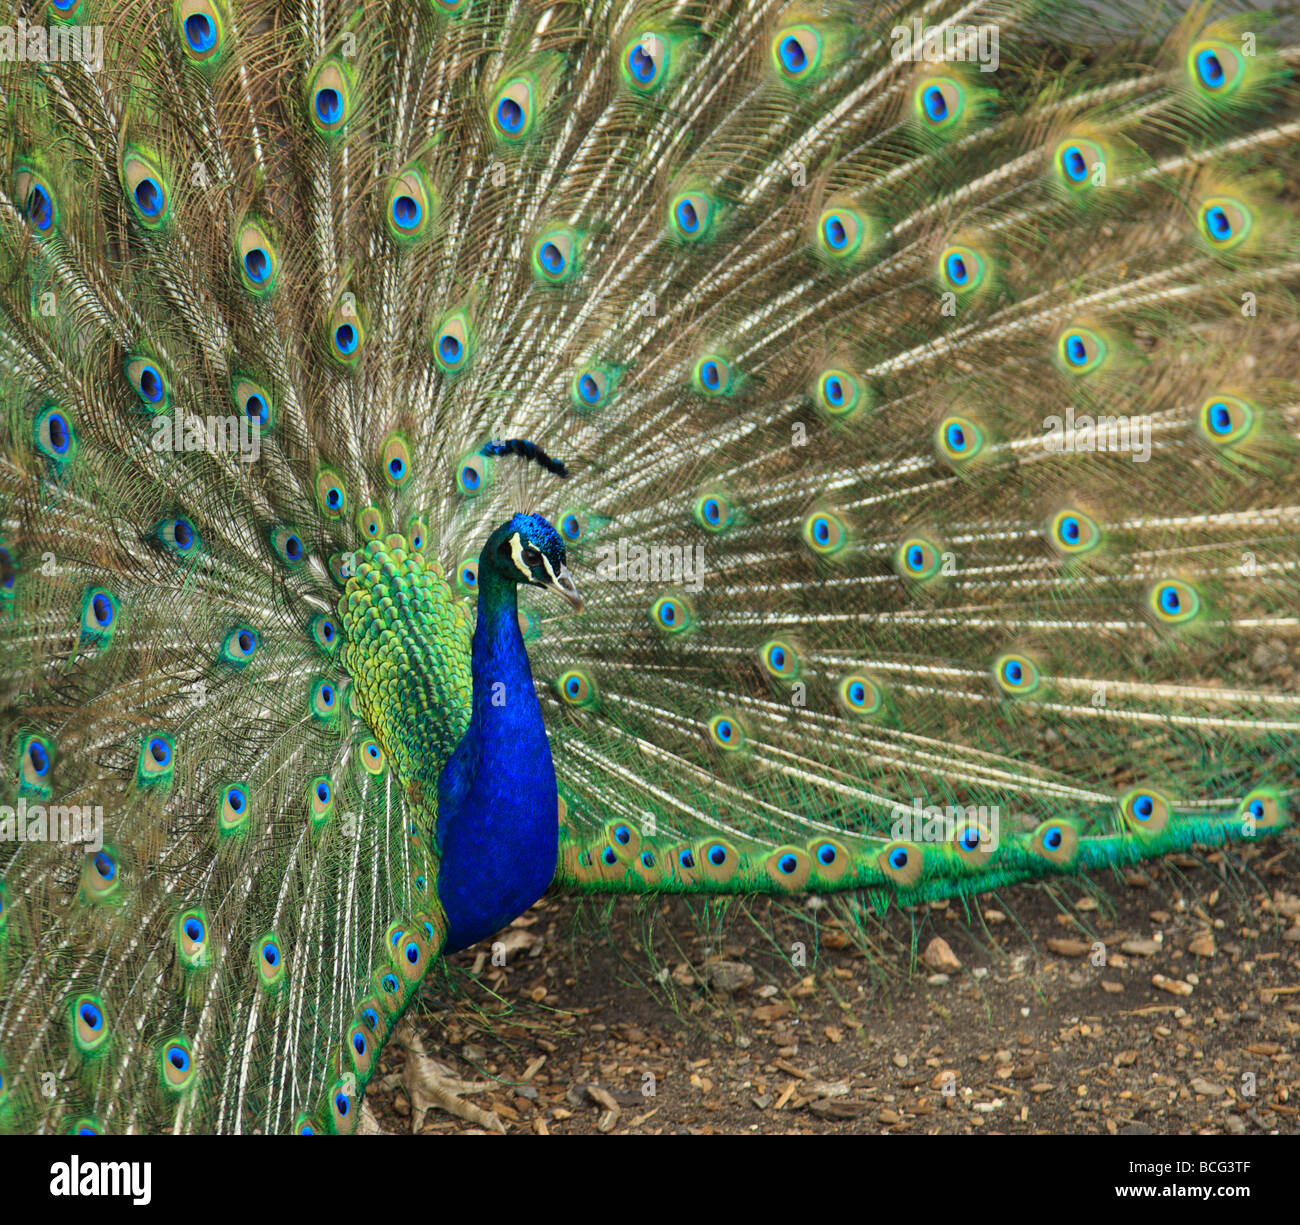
[0,0,1297,1134]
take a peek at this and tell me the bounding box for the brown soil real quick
[369,837,1300,1134]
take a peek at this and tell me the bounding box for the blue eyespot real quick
[28,741,50,774]
[245,393,268,424]
[134,178,164,217]
[922,85,947,121]
[715,719,732,742]
[1196,48,1224,89]
[538,241,565,274]
[391,194,421,231]
[366,744,380,761]
[172,518,195,551]
[262,942,279,966]
[565,676,581,697]
[1248,799,1264,819]
[811,516,830,545]
[945,422,966,451]
[353,1033,366,1055]
[628,43,656,83]
[778,853,798,875]
[817,843,836,866]
[244,248,269,282]
[1059,515,1080,545]
[599,846,617,867]
[959,827,981,852]
[93,851,116,881]
[1065,334,1088,365]
[389,456,405,480]
[1204,205,1231,241]
[167,1045,190,1072]
[889,847,909,870]
[700,360,721,390]
[26,181,52,231]
[1061,145,1088,182]
[822,213,848,250]
[334,324,358,355]
[184,917,204,942]
[1132,794,1154,821]
[461,566,477,587]
[226,786,246,813]
[381,973,397,993]
[149,737,171,766]
[907,545,923,569]
[362,1008,378,1029]
[315,88,342,125]
[316,782,330,804]
[460,464,480,490]
[779,35,807,74]
[708,844,727,867]
[440,334,462,363]
[1159,586,1180,615]
[657,600,676,627]
[613,825,631,845]
[1043,825,1064,849]
[334,1092,349,1116]
[45,411,71,454]
[824,376,844,406]
[676,198,699,234]
[185,13,216,52]
[497,97,524,133]
[562,515,580,540]
[578,374,601,404]
[404,941,420,965]
[137,364,164,403]
[1002,659,1022,685]
[678,849,695,870]
[768,646,785,669]
[80,1002,103,1030]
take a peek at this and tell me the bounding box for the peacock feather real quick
[0,0,1297,1134]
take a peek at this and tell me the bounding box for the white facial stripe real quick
[539,553,558,584]
[507,531,532,581]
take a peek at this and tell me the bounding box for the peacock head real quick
[483,513,582,611]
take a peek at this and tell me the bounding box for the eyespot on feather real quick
[1030,821,1078,864]
[1120,789,1170,837]
[1198,394,1256,447]
[877,841,923,887]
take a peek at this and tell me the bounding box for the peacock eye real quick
[522,547,542,567]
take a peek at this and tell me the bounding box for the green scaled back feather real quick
[0,0,1296,1135]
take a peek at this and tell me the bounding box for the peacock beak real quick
[546,562,583,612]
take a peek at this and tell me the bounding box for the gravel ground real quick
[366,836,1300,1135]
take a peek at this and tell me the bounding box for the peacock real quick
[0,0,1296,1135]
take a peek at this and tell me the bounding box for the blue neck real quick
[435,563,558,952]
